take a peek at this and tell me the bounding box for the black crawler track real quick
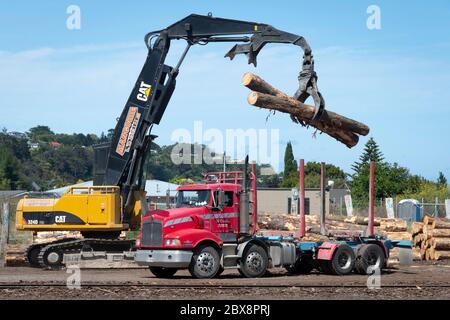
[36,238,136,269]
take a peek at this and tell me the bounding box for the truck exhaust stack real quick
[239,156,250,235]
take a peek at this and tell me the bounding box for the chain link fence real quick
[329,194,449,220]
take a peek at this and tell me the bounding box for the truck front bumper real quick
[134,249,193,268]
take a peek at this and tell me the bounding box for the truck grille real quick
[141,220,163,247]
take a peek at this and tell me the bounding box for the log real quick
[411,222,424,235]
[380,219,407,232]
[432,219,450,229]
[434,250,450,260]
[413,234,422,246]
[422,225,435,240]
[430,237,450,250]
[427,228,450,238]
[243,73,369,148]
[382,232,412,241]
[423,215,435,226]
[344,216,381,226]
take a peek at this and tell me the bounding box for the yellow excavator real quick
[16,13,326,268]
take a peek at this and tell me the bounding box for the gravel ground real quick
[0,261,449,300]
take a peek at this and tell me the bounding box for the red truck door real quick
[209,190,238,242]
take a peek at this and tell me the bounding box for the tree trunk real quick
[428,228,450,238]
[432,219,450,229]
[423,215,435,226]
[243,73,369,148]
[422,225,435,239]
[430,237,450,250]
[411,222,424,235]
[381,232,412,241]
[434,250,450,260]
[344,216,381,226]
[380,219,407,232]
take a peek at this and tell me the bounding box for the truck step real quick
[223,255,240,259]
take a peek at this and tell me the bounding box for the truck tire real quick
[355,244,385,275]
[149,267,178,278]
[321,244,355,275]
[189,245,221,279]
[285,255,314,275]
[239,244,269,278]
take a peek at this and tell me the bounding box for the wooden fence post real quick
[0,202,10,267]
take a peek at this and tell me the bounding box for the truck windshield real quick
[176,190,210,208]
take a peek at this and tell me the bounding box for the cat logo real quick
[137,81,151,102]
[55,215,66,223]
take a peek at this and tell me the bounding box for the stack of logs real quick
[412,216,450,260]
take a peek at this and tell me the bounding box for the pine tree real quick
[282,142,298,187]
[437,171,447,187]
[351,137,384,173]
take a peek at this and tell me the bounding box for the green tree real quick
[437,171,447,188]
[351,137,384,173]
[303,161,348,188]
[27,125,55,142]
[0,146,22,190]
[351,140,412,207]
[281,142,298,188]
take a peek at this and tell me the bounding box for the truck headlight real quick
[164,238,181,246]
[135,238,141,247]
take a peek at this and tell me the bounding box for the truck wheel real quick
[149,267,178,278]
[189,245,221,279]
[239,244,269,278]
[355,244,385,275]
[285,255,314,275]
[331,244,355,275]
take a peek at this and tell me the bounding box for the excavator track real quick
[26,238,79,267]
[37,238,135,269]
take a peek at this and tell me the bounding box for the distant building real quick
[28,142,39,150]
[48,141,62,149]
[257,188,330,215]
[7,131,27,139]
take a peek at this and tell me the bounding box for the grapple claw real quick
[294,61,325,122]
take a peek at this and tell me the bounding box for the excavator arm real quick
[93,14,326,223]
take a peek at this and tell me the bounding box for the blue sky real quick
[0,1,449,179]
